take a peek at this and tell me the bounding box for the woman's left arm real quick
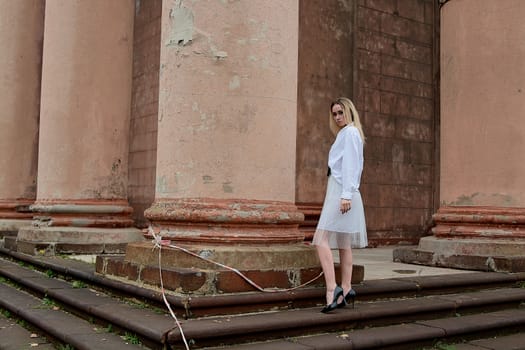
[341,128,363,207]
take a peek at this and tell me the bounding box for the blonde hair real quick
[329,97,365,143]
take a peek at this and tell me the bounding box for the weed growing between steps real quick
[72,280,87,288]
[123,331,142,345]
[41,296,58,309]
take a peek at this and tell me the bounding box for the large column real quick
[395,0,525,272]
[119,0,322,294]
[0,1,44,237]
[16,0,143,255]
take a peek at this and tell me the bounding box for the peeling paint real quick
[213,50,228,60]
[222,182,233,193]
[156,175,168,193]
[167,1,194,47]
[444,192,517,206]
[229,75,240,90]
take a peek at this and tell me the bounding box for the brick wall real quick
[128,0,162,227]
[355,0,438,245]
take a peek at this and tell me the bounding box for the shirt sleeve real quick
[341,128,362,200]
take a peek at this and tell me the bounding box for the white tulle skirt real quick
[312,176,368,249]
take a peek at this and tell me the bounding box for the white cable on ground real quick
[148,225,323,349]
[151,230,190,350]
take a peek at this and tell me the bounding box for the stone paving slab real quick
[89,302,174,342]
[392,271,519,290]
[348,322,446,349]
[0,256,174,343]
[0,315,55,350]
[166,287,525,346]
[0,262,73,290]
[420,308,525,336]
[430,287,525,310]
[203,311,525,349]
[221,334,353,350]
[294,333,355,349]
[0,283,143,350]
[469,332,525,350]
[450,344,488,350]
[357,295,456,322]
[354,278,420,298]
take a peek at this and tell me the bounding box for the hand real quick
[340,199,352,214]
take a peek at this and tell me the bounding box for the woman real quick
[312,97,367,313]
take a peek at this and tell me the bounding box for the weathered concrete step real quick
[165,287,525,348]
[200,309,525,350]
[454,332,525,349]
[2,253,525,349]
[0,313,55,350]
[0,283,145,350]
[2,247,525,318]
[0,257,175,346]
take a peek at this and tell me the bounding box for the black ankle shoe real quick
[321,286,343,313]
[337,289,356,309]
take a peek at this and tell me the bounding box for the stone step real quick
[0,257,174,346]
[0,283,146,350]
[2,246,524,318]
[0,313,55,350]
[1,249,525,349]
[163,287,525,348]
[199,309,525,350]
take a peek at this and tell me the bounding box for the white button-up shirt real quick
[328,124,364,200]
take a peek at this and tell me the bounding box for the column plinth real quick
[145,198,304,245]
[17,199,142,255]
[0,200,34,236]
[30,199,135,228]
[432,206,525,239]
[119,198,325,295]
[396,205,525,272]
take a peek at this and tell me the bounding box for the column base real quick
[394,206,525,272]
[145,198,306,245]
[0,199,34,237]
[96,241,364,295]
[0,219,32,238]
[14,226,144,256]
[394,237,525,272]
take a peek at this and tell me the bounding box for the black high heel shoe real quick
[337,289,356,309]
[321,285,343,313]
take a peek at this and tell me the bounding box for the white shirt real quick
[328,124,364,200]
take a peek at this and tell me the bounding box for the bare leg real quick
[315,244,337,304]
[339,248,353,295]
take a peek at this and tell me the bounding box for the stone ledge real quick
[15,241,130,256]
[96,255,364,295]
[393,246,525,273]
[125,241,321,270]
